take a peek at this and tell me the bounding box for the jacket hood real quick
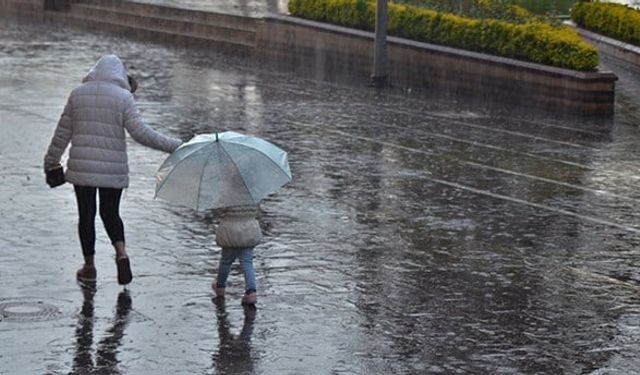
[82,54,131,91]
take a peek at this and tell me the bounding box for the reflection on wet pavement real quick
[213,299,257,374]
[1,14,640,374]
[72,287,132,374]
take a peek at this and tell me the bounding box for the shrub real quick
[394,0,534,22]
[572,1,640,47]
[288,0,599,71]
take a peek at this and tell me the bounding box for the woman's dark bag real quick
[46,165,66,188]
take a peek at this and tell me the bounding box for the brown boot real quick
[241,291,257,305]
[116,256,132,285]
[76,265,97,282]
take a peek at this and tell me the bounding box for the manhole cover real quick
[0,298,73,322]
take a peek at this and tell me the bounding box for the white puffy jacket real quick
[44,54,182,188]
[215,205,263,249]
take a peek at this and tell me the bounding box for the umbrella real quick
[155,131,292,210]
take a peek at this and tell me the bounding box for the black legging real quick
[74,185,125,257]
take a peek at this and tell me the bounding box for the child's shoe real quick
[213,283,225,298]
[76,265,97,282]
[241,291,257,305]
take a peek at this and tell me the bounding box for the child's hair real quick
[127,74,138,93]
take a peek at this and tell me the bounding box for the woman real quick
[44,54,182,285]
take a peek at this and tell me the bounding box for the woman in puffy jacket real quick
[44,54,182,285]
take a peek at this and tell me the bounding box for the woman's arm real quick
[123,94,182,153]
[44,97,73,170]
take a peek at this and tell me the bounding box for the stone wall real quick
[0,0,45,16]
[0,0,258,56]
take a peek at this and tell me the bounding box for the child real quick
[213,204,262,305]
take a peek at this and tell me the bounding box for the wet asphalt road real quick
[1,13,640,375]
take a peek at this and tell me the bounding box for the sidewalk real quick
[128,0,288,17]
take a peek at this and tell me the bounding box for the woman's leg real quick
[74,185,97,261]
[74,185,98,280]
[98,188,131,284]
[98,188,125,257]
[216,248,237,290]
[239,248,257,297]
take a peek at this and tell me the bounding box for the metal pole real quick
[371,0,388,88]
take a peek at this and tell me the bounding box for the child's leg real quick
[238,247,257,294]
[216,248,237,289]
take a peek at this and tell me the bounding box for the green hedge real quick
[288,0,599,71]
[399,0,576,17]
[394,0,533,23]
[572,1,640,47]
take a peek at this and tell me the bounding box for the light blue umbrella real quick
[155,131,292,210]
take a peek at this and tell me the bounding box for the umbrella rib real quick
[220,142,255,203]
[156,143,209,195]
[249,147,292,182]
[195,142,214,211]
[227,140,293,181]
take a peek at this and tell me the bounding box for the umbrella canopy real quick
[155,131,292,210]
